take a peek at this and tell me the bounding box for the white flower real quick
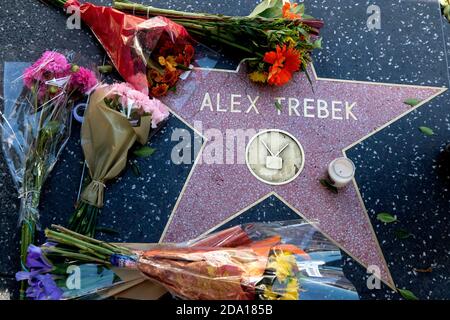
[440,0,450,7]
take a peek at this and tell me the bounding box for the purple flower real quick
[27,274,63,300]
[15,244,63,300]
[25,244,53,272]
[15,271,63,300]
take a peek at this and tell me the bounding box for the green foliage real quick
[133,146,156,158]
[419,126,434,136]
[403,98,420,107]
[248,0,284,18]
[376,213,397,223]
[398,288,419,300]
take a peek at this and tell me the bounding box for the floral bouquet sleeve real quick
[17,221,359,300]
[1,51,97,298]
[68,83,169,236]
[43,0,195,97]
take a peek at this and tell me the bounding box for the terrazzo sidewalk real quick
[1,0,449,300]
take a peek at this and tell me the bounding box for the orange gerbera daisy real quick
[282,2,302,19]
[263,45,301,86]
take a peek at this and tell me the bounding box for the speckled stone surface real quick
[160,65,443,288]
[1,0,450,300]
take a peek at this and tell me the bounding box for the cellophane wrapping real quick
[64,0,195,97]
[41,220,359,300]
[1,52,97,293]
[2,60,73,228]
[29,220,358,300]
[124,220,359,300]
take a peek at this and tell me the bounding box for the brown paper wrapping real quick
[80,87,151,208]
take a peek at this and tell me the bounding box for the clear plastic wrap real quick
[61,0,195,96]
[2,61,71,226]
[28,220,359,300]
[1,51,97,298]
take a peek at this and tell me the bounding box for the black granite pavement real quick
[1,0,449,300]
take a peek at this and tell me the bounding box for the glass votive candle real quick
[328,157,356,188]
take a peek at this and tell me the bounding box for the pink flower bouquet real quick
[0,51,97,299]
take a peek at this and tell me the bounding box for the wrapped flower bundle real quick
[68,83,169,236]
[17,221,358,300]
[0,51,97,299]
[113,0,324,86]
[42,0,195,96]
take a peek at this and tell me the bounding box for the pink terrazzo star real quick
[159,65,445,288]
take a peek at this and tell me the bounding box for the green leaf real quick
[176,64,191,71]
[395,229,412,239]
[419,126,434,136]
[130,162,141,177]
[313,37,322,49]
[304,68,315,93]
[133,146,156,158]
[377,213,397,223]
[404,98,420,107]
[95,227,120,236]
[275,101,282,111]
[42,121,61,135]
[97,65,113,74]
[320,179,338,194]
[398,289,419,301]
[248,0,283,18]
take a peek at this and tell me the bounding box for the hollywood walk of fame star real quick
[159,64,446,288]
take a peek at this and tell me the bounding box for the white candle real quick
[328,157,356,188]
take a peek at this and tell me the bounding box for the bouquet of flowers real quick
[68,83,169,237]
[16,221,359,300]
[113,0,323,86]
[0,51,97,298]
[42,0,195,97]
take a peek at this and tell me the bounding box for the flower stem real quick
[19,220,36,300]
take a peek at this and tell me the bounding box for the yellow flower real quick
[267,251,296,282]
[249,71,268,83]
[284,36,297,47]
[263,286,279,300]
[280,278,299,300]
[158,56,177,72]
[263,278,300,300]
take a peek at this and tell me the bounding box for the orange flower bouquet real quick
[23,221,359,300]
[113,0,323,87]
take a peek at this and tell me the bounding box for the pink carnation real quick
[145,99,170,128]
[109,82,135,97]
[23,51,71,88]
[106,82,170,127]
[69,66,98,94]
